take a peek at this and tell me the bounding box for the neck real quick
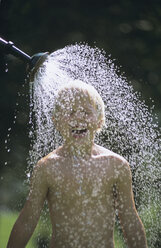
[63,139,94,159]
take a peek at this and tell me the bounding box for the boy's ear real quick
[52,116,59,130]
[98,120,102,128]
[52,116,56,125]
[97,120,103,129]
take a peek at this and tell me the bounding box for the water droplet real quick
[27,173,30,178]
[26,44,160,246]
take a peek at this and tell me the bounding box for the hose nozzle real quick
[0,37,49,77]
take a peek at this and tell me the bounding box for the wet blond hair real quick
[53,80,105,131]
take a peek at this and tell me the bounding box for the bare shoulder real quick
[94,144,127,162]
[94,144,130,174]
[35,148,61,173]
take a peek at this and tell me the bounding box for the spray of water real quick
[28,44,161,247]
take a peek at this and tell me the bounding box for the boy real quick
[7,81,147,248]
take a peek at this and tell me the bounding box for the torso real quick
[43,144,123,248]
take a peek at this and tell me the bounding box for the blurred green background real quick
[0,0,161,247]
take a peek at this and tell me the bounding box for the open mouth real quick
[71,128,88,135]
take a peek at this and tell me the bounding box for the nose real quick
[69,111,85,126]
[74,110,84,119]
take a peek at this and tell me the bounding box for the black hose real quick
[0,37,49,76]
[0,37,31,63]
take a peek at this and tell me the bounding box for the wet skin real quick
[7,93,147,248]
[24,143,147,248]
[45,145,117,248]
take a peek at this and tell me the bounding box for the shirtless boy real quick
[7,80,147,248]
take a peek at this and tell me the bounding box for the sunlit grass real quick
[0,211,35,248]
[0,211,52,248]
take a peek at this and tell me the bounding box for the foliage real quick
[1,0,161,176]
[139,202,161,248]
[0,2,161,247]
[1,0,161,174]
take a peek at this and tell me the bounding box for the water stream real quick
[28,44,160,247]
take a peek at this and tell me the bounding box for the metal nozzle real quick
[0,37,49,76]
[0,37,31,63]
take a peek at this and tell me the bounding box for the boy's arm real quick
[7,160,48,248]
[115,160,148,248]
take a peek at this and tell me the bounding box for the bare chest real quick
[47,158,116,247]
[47,158,115,210]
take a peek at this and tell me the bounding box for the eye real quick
[64,112,70,118]
[70,110,76,116]
[81,111,88,116]
[85,111,91,116]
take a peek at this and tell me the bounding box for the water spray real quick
[1,38,160,247]
[0,37,49,76]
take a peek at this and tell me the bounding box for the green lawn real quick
[0,211,126,248]
[0,211,36,248]
[0,210,53,248]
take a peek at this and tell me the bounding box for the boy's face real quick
[53,92,100,144]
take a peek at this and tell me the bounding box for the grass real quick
[0,211,126,248]
[0,210,52,248]
[139,202,161,248]
[0,211,35,248]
